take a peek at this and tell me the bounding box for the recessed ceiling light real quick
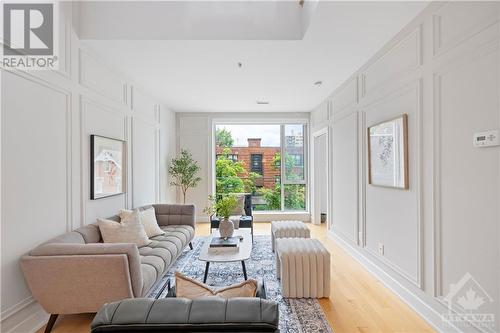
[238,62,243,68]
[314,80,323,87]
[256,101,270,105]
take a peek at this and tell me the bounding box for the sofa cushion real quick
[138,225,195,296]
[75,224,102,243]
[154,225,195,248]
[153,204,195,226]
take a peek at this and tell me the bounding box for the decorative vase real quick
[219,218,234,239]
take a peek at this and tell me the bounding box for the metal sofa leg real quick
[189,242,193,250]
[44,314,59,333]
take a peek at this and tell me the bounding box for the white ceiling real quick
[77,1,317,40]
[80,1,429,113]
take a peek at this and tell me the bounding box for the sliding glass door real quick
[214,123,307,212]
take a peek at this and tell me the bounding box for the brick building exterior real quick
[216,138,280,189]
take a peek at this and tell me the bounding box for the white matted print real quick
[91,135,125,199]
[367,114,409,189]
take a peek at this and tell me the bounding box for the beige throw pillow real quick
[98,209,151,247]
[230,195,246,216]
[120,207,164,238]
[175,271,257,299]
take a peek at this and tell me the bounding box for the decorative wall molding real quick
[131,85,161,124]
[358,110,366,247]
[361,80,423,289]
[433,1,500,57]
[332,111,359,245]
[362,26,422,98]
[54,1,72,79]
[332,77,358,114]
[3,69,74,234]
[432,35,500,300]
[79,49,128,106]
[80,97,128,225]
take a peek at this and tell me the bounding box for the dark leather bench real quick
[90,297,279,333]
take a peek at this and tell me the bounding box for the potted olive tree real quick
[169,149,202,204]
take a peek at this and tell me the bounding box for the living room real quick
[1,1,499,333]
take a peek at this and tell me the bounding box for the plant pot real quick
[219,218,234,239]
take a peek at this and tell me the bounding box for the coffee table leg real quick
[203,262,210,283]
[241,261,247,280]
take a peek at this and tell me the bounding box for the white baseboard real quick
[329,230,463,333]
[1,300,48,333]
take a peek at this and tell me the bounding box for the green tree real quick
[284,184,306,210]
[169,149,202,204]
[258,152,305,210]
[258,183,281,210]
[216,128,234,148]
[272,152,301,180]
[216,148,246,194]
[243,172,261,194]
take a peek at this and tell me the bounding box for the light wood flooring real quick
[38,222,434,333]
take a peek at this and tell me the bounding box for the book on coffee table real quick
[208,242,239,254]
[209,237,239,248]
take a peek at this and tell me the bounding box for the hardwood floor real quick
[38,222,434,333]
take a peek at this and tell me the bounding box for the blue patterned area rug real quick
[148,235,333,333]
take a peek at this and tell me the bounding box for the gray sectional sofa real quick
[20,204,195,329]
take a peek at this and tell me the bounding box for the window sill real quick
[253,211,309,215]
[253,211,310,222]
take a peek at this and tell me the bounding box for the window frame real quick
[213,121,308,213]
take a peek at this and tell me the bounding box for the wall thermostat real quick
[473,130,499,147]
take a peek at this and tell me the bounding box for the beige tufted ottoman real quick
[276,238,330,298]
[271,220,310,252]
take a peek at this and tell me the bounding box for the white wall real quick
[176,112,310,222]
[0,3,176,332]
[318,2,500,332]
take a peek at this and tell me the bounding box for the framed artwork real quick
[367,114,409,189]
[90,135,126,199]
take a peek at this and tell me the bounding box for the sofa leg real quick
[44,314,59,333]
[189,242,193,250]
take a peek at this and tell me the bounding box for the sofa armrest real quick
[153,204,196,228]
[21,243,143,314]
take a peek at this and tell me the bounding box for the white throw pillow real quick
[120,207,164,238]
[230,195,246,216]
[98,209,151,247]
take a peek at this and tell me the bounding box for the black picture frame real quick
[90,134,126,200]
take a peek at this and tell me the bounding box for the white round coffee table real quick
[199,229,253,283]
